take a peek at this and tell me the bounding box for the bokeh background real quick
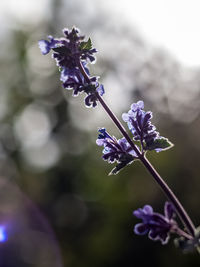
[0,0,200,266]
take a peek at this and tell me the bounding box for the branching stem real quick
[78,60,196,238]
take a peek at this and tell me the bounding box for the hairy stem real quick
[78,60,196,237]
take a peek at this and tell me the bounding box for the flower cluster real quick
[38,27,104,107]
[133,202,177,244]
[96,128,138,175]
[122,101,173,152]
[39,27,196,253]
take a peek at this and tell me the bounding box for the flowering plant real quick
[39,27,200,253]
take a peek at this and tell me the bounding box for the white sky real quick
[1,0,200,67]
[105,0,200,67]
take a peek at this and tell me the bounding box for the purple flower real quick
[38,35,60,55]
[60,67,86,96]
[84,84,104,108]
[133,202,177,244]
[122,101,173,152]
[96,128,138,174]
[39,27,104,108]
[39,28,97,68]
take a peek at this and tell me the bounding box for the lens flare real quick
[0,226,7,242]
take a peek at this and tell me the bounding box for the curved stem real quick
[78,60,142,157]
[78,60,196,237]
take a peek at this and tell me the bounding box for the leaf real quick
[109,156,134,176]
[79,38,92,51]
[145,137,174,152]
[109,162,128,176]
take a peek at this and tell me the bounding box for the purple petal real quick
[143,205,153,215]
[164,202,175,220]
[60,69,68,82]
[134,223,149,235]
[159,232,170,244]
[131,100,144,112]
[131,103,139,112]
[148,229,158,240]
[118,138,128,150]
[137,100,144,109]
[133,208,143,218]
[96,139,105,146]
[133,205,153,220]
[149,230,169,245]
[97,84,105,96]
[122,113,129,122]
[38,40,51,55]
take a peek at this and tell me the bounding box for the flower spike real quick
[39,27,197,252]
[122,101,173,152]
[38,27,104,108]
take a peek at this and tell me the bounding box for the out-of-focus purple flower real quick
[39,27,104,108]
[133,202,177,244]
[122,101,173,152]
[96,128,138,174]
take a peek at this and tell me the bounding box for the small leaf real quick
[109,162,127,176]
[109,156,134,176]
[80,38,92,51]
[145,137,174,152]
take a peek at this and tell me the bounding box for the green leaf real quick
[79,38,92,51]
[145,137,174,152]
[109,156,134,176]
[109,162,128,176]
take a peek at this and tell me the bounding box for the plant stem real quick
[140,155,195,237]
[78,60,196,237]
[98,94,195,237]
[173,227,193,240]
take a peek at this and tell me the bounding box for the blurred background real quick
[0,0,200,266]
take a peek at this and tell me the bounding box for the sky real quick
[1,0,200,67]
